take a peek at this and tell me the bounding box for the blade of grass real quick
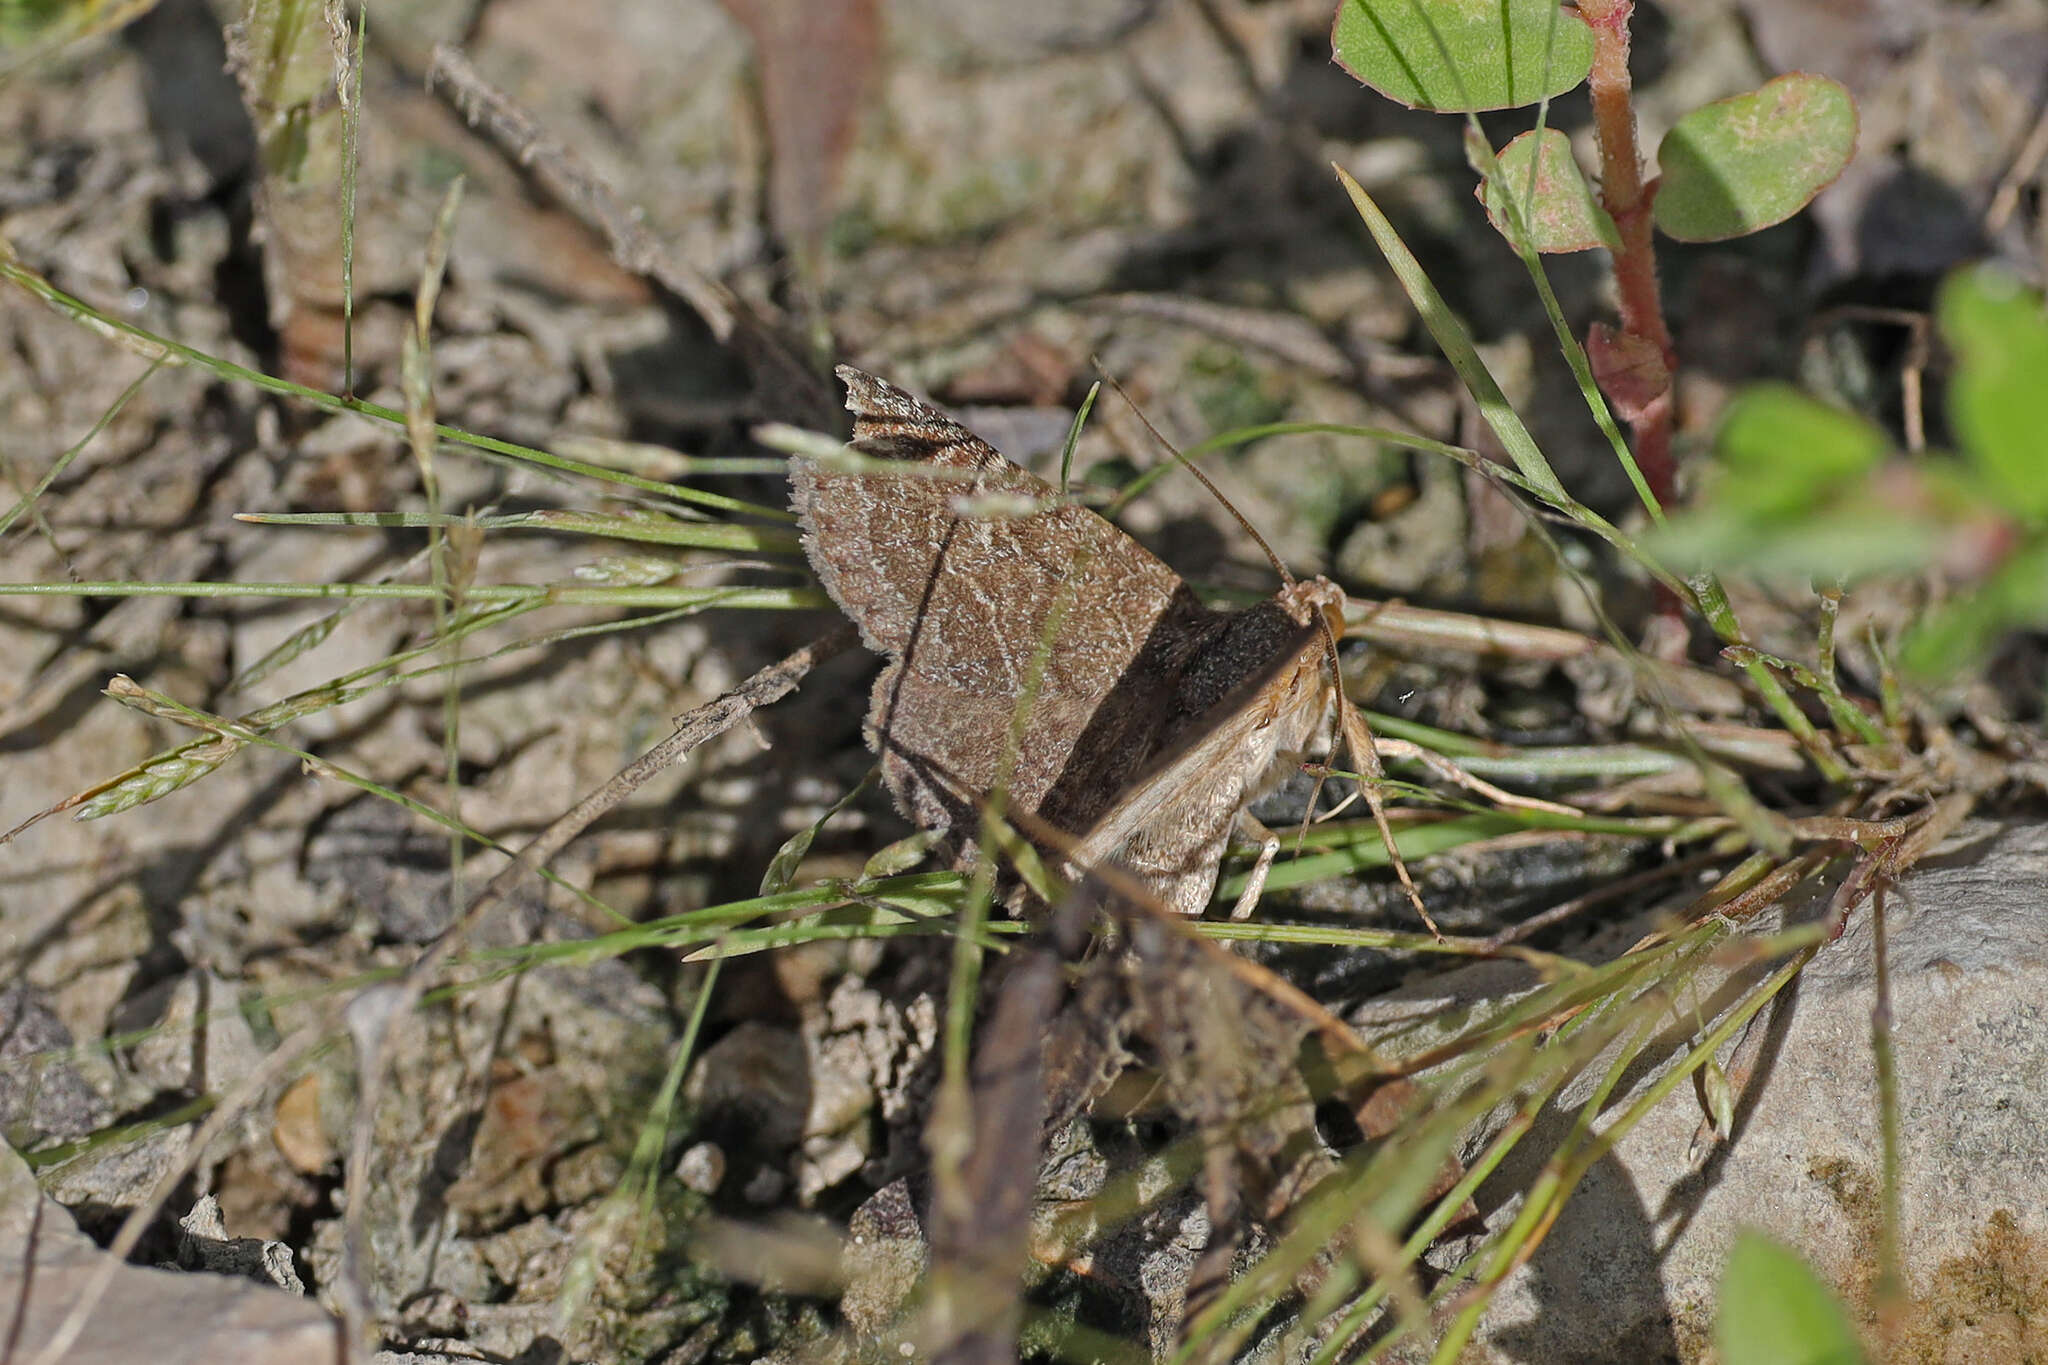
[0,247,791,520]
[97,674,632,926]
[1105,419,1482,520]
[1429,938,1817,1360]
[0,354,168,539]
[333,0,365,395]
[403,174,469,952]
[1057,380,1100,491]
[1221,808,1691,899]
[0,580,824,609]
[556,955,724,1334]
[1459,121,1662,526]
[236,508,802,554]
[1333,167,1566,504]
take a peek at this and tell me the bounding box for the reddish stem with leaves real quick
[1577,0,1678,514]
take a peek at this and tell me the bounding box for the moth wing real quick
[793,368,1211,849]
[1065,624,1329,915]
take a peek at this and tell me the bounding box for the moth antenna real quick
[1093,360,1295,590]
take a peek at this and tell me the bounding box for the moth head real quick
[1274,577,1351,699]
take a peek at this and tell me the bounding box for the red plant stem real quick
[1577,0,1677,513]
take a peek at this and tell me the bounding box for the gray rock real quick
[0,1139,338,1364]
[685,978,940,1209]
[122,970,268,1101]
[1400,820,2048,1362]
[176,1193,305,1294]
[0,984,112,1145]
[303,797,458,943]
[686,1021,813,1154]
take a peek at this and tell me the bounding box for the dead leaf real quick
[717,0,882,264]
[271,1072,334,1174]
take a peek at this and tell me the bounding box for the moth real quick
[792,366,1424,923]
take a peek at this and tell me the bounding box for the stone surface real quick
[176,1193,305,1293]
[295,961,673,1359]
[0,984,112,1145]
[0,1140,338,1365]
[684,975,940,1209]
[1388,820,2048,1363]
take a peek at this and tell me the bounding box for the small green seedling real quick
[1653,266,2048,682]
[1332,0,1858,513]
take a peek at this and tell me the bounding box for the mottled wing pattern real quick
[792,368,1216,857]
[794,368,1347,915]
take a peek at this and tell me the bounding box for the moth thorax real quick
[1277,576,1349,633]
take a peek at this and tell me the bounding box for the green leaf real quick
[1331,0,1593,113]
[1937,266,2048,522]
[1714,1231,1868,1365]
[1899,536,2048,681]
[1897,592,2008,685]
[1649,505,1936,580]
[1654,74,1858,242]
[759,773,874,895]
[1479,128,1619,253]
[1646,387,1926,578]
[863,830,941,879]
[1716,384,1891,519]
[1334,166,1567,501]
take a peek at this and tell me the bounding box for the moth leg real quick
[1336,700,1442,939]
[1227,812,1282,921]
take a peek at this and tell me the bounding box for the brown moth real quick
[792,366,1406,920]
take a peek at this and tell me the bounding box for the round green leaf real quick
[1937,266,2048,522]
[1479,128,1619,253]
[1653,74,1857,242]
[1332,0,1593,114]
[1714,1231,1868,1365]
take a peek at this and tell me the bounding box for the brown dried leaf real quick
[717,0,881,264]
[1588,322,1672,424]
[271,1072,335,1175]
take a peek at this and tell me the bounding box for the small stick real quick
[1806,306,1930,452]
[1368,738,1581,817]
[1987,98,2048,233]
